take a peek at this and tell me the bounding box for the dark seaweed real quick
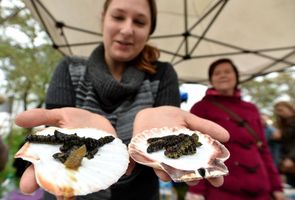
[25,134,61,144]
[26,130,115,163]
[147,135,176,143]
[147,139,166,153]
[164,136,196,158]
[147,132,202,159]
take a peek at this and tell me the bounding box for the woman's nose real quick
[120,20,133,36]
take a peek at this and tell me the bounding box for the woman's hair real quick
[208,58,240,89]
[103,0,159,74]
[274,101,295,130]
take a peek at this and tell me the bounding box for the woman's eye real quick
[134,20,145,26]
[112,15,124,21]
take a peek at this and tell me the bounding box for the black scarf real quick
[86,45,145,112]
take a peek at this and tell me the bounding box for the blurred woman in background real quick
[274,101,295,187]
[186,58,285,200]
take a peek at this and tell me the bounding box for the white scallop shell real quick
[15,127,129,197]
[128,127,230,182]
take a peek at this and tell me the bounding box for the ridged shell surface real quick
[15,127,129,197]
[128,127,229,182]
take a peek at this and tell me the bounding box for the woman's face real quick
[102,0,151,64]
[210,62,237,95]
[275,105,294,119]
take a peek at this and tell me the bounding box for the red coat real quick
[188,89,283,200]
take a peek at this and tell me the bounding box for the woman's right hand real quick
[15,107,116,199]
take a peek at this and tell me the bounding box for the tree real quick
[0,0,62,111]
[242,70,295,115]
[274,71,295,101]
[0,2,62,193]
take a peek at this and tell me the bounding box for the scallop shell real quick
[15,127,129,197]
[128,127,230,182]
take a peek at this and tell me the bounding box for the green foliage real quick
[0,41,62,109]
[273,72,295,101]
[0,1,62,195]
[0,0,62,110]
[242,70,295,114]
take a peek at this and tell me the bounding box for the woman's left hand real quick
[129,106,230,187]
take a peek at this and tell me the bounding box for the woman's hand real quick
[131,106,230,187]
[272,130,282,141]
[15,107,116,134]
[280,158,295,174]
[15,107,116,198]
[272,191,287,200]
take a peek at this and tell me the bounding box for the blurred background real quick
[1,0,295,199]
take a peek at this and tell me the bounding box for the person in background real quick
[186,58,285,200]
[261,114,281,168]
[274,101,295,187]
[0,137,8,171]
[14,0,230,199]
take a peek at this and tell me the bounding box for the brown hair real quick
[274,101,295,130]
[103,0,159,74]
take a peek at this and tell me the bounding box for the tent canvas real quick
[24,0,295,83]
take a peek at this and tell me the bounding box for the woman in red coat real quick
[186,58,285,200]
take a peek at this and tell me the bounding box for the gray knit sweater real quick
[44,45,180,200]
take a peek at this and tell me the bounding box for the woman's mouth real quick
[117,40,133,46]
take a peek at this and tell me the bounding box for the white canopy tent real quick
[24,0,295,84]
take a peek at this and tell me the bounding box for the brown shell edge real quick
[128,127,230,182]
